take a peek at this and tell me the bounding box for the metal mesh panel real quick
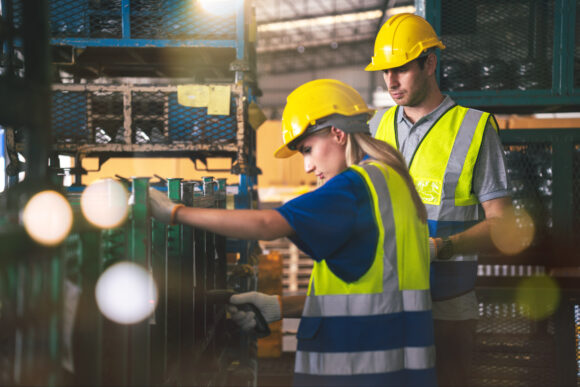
[52,91,89,143]
[132,91,167,144]
[504,143,553,245]
[45,85,249,171]
[474,296,558,387]
[439,0,554,92]
[47,0,236,39]
[91,91,124,144]
[50,0,122,38]
[168,92,237,144]
[130,0,236,39]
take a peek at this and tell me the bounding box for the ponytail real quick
[345,133,427,223]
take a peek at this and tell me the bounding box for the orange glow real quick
[490,209,535,255]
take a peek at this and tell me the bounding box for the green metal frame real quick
[500,128,580,258]
[420,0,580,110]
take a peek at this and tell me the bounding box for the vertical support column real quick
[76,231,103,386]
[121,0,131,39]
[179,180,196,383]
[551,135,574,262]
[150,183,168,385]
[128,177,151,386]
[166,178,183,379]
[215,178,228,290]
[21,0,51,183]
[123,86,132,145]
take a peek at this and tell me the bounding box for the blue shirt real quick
[276,168,378,283]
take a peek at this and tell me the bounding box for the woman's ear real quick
[330,126,347,145]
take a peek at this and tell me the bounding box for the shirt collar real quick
[396,95,455,126]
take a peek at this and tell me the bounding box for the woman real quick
[150,79,436,386]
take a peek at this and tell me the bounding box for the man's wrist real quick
[438,237,454,260]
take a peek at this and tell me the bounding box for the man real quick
[365,13,512,387]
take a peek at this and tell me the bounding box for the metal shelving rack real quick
[1,1,262,386]
[420,0,580,113]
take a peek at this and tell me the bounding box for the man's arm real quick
[434,196,513,256]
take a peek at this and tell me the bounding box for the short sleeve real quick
[276,173,357,260]
[275,169,378,283]
[473,121,511,203]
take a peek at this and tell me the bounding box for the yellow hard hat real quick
[274,79,375,158]
[365,13,445,71]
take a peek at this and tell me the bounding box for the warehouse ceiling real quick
[254,0,415,75]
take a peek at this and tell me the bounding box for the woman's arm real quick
[175,206,294,241]
[150,187,294,241]
[281,295,306,318]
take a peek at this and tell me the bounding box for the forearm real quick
[174,207,293,241]
[280,295,306,318]
[435,196,513,256]
[442,219,498,256]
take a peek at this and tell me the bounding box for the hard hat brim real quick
[274,142,298,159]
[364,61,384,72]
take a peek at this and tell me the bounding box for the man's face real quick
[382,57,431,107]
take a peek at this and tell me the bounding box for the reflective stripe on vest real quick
[296,163,434,383]
[295,346,435,376]
[376,105,492,300]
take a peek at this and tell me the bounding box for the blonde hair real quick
[346,132,427,223]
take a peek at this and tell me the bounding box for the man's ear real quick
[330,126,347,145]
[426,52,438,76]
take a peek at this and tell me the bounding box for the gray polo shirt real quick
[369,96,511,320]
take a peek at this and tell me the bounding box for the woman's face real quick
[295,128,347,183]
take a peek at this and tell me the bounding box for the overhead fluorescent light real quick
[385,5,416,18]
[258,10,383,33]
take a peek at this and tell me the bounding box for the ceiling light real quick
[258,10,383,33]
[198,0,237,16]
[385,5,416,18]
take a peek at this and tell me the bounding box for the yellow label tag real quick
[177,85,209,107]
[414,178,442,205]
[208,85,231,116]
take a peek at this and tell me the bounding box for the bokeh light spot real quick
[199,0,236,15]
[490,209,535,255]
[95,261,158,325]
[515,274,560,320]
[81,179,129,229]
[22,190,73,246]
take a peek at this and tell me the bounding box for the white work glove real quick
[429,237,437,262]
[149,187,183,225]
[226,291,281,332]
